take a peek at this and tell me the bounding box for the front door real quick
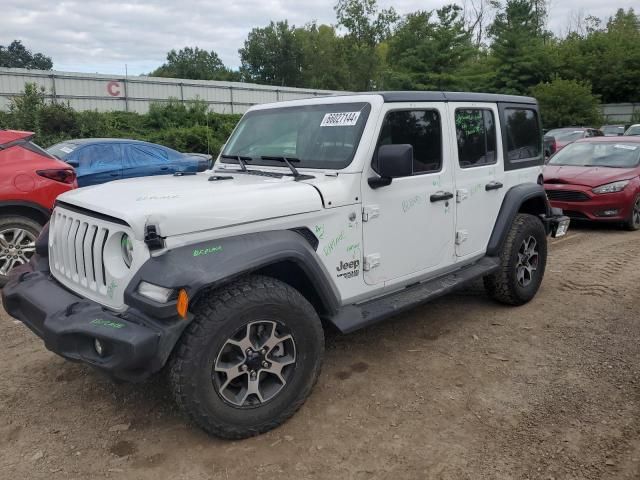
[448,103,506,259]
[361,103,456,286]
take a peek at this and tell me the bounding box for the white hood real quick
[57,172,323,239]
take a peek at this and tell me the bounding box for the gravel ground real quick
[1,225,639,479]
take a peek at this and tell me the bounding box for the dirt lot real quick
[1,225,640,480]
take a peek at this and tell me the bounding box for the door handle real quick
[109,173,119,177]
[160,167,169,171]
[430,191,454,202]
[485,181,504,191]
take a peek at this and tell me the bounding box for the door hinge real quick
[363,253,381,271]
[362,205,380,222]
[144,224,165,250]
[455,230,469,245]
[456,189,469,203]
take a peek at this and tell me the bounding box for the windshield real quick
[47,142,78,158]
[221,102,371,169]
[546,129,585,142]
[548,141,640,168]
[625,126,640,136]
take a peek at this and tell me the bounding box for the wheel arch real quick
[486,183,551,256]
[124,230,341,321]
[0,201,50,225]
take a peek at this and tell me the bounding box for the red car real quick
[544,136,640,230]
[545,127,604,153]
[0,130,77,285]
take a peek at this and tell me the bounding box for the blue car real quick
[47,139,211,187]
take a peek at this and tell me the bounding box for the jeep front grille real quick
[50,210,111,293]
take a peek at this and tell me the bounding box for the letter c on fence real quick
[107,81,121,97]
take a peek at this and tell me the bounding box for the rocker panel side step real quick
[330,256,500,334]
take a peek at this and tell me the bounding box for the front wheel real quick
[168,275,324,439]
[0,216,42,287]
[624,194,640,231]
[484,213,547,306]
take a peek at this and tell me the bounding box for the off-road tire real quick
[168,275,324,439]
[0,216,42,287]
[484,213,547,306]
[624,194,640,231]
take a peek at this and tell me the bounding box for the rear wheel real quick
[624,194,640,231]
[0,216,41,287]
[484,213,547,306]
[168,275,324,439]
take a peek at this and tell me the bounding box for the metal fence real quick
[0,67,341,114]
[601,103,640,123]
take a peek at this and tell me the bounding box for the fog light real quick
[94,338,105,357]
[600,209,619,217]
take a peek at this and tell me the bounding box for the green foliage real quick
[150,47,240,81]
[3,83,241,157]
[0,40,53,70]
[531,78,603,129]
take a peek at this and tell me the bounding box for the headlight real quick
[592,180,630,194]
[137,281,175,303]
[120,233,134,268]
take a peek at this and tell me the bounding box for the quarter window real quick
[503,108,541,161]
[455,109,497,168]
[376,110,442,175]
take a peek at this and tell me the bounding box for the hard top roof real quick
[340,91,537,105]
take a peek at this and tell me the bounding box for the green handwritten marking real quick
[470,183,484,195]
[314,224,325,239]
[107,280,117,299]
[346,243,361,259]
[432,177,441,187]
[91,319,125,329]
[193,245,223,257]
[323,231,345,257]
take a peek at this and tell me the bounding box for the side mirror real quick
[66,159,79,168]
[368,144,413,189]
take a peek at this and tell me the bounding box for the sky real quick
[1,0,637,76]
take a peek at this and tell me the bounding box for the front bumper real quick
[1,256,189,382]
[545,184,634,222]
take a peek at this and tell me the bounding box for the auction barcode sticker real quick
[321,111,361,127]
[615,144,638,150]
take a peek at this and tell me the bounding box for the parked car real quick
[544,136,640,230]
[624,124,640,136]
[47,139,211,187]
[601,125,627,136]
[0,130,77,285]
[3,91,569,439]
[544,127,603,152]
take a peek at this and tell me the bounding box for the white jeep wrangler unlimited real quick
[3,92,569,439]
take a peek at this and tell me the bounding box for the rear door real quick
[449,103,505,259]
[74,143,123,186]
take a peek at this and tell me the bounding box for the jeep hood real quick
[56,173,323,238]
[543,165,637,188]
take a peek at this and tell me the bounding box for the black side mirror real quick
[368,144,413,189]
[66,159,79,168]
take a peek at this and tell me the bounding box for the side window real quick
[75,144,121,169]
[376,110,442,175]
[124,145,170,167]
[503,108,541,162]
[455,109,497,168]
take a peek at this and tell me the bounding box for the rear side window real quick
[376,110,442,175]
[455,109,497,168]
[124,145,170,167]
[75,144,121,169]
[503,108,541,162]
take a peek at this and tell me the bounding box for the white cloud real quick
[1,0,636,75]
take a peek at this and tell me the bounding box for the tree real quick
[150,47,239,81]
[488,0,551,94]
[296,24,349,90]
[0,40,53,70]
[531,78,603,129]
[239,21,305,87]
[386,5,478,91]
[334,0,399,90]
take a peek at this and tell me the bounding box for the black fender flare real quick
[124,229,341,319]
[0,200,51,222]
[486,183,551,256]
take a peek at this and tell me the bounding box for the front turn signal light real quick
[177,289,189,319]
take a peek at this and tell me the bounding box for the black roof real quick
[373,91,537,105]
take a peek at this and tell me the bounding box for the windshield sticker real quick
[193,245,223,257]
[59,146,74,153]
[614,144,638,151]
[321,112,361,127]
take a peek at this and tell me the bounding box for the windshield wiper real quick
[220,154,252,172]
[260,156,302,179]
